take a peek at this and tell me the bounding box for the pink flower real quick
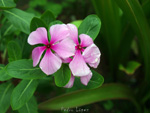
[65,24,101,88]
[28,24,75,75]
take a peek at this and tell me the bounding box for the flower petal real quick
[32,46,46,67]
[64,74,75,88]
[69,50,91,76]
[79,34,93,47]
[39,49,62,75]
[67,24,79,45]
[62,58,72,63]
[83,44,101,68]
[52,38,76,59]
[28,27,49,45]
[50,24,70,44]
[80,72,92,86]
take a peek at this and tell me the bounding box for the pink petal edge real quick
[80,72,92,86]
[28,27,49,45]
[50,24,70,44]
[64,74,75,88]
[51,38,75,59]
[67,24,79,45]
[69,50,91,76]
[79,34,93,47]
[39,49,62,75]
[32,46,46,67]
[83,44,101,68]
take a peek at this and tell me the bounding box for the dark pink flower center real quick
[46,44,51,48]
[76,45,84,51]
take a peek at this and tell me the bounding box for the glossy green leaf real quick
[7,59,46,79]
[11,79,38,110]
[71,20,82,28]
[0,0,16,9]
[39,83,141,113]
[54,64,71,87]
[41,10,55,26]
[1,22,17,36]
[78,15,101,40]
[70,70,104,90]
[7,41,22,62]
[30,17,47,32]
[3,8,34,34]
[0,65,12,81]
[0,82,14,113]
[114,0,150,85]
[119,61,141,75]
[49,20,63,26]
[18,96,38,113]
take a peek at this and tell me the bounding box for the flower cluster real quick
[28,24,101,88]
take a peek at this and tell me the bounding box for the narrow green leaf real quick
[11,79,38,110]
[3,8,34,34]
[114,0,150,86]
[0,82,14,113]
[7,59,46,79]
[91,0,121,78]
[0,0,16,9]
[119,61,141,75]
[18,96,38,113]
[7,41,22,62]
[0,65,12,81]
[38,83,141,113]
[54,64,71,87]
[30,17,47,32]
[78,15,101,40]
[142,0,150,16]
[41,10,55,26]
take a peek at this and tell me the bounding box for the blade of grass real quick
[114,0,150,88]
[91,0,122,80]
[39,83,141,113]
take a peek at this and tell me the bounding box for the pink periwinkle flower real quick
[28,24,75,75]
[64,24,101,88]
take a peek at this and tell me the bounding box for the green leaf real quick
[78,15,101,40]
[70,70,104,90]
[0,82,14,113]
[114,0,150,86]
[71,20,82,28]
[54,64,71,87]
[119,61,141,75]
[1,22,17,36]
[7,59,46,79]
[18,96,38,113]
[11,79,38,110]
[30,17,47,32]
[3,8,34,34]
[91,0,122,79]
[49,20,63,26]
[142,0,150,16]
[7,41,22,62]
[0,65,12,81]
[41,10,55,26]
[0,0,16,9]
[38,83,141,113]
[44,2,62,17]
